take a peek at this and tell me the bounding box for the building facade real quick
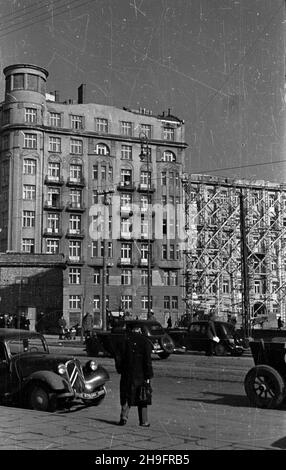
[0,64,187,327]
[183,174,286,327]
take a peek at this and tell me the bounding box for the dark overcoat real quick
[115,332,153,407]
[206,320,217,339]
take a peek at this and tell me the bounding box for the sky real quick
[0,0,285,183]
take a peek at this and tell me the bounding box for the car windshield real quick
[147,324,165,335]
[7,336,48,355]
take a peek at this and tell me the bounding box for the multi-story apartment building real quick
[0,63,188,327]
[183,174,286,327]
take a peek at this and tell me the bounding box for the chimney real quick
[168,108,171,115]
[54,90,60,102]
[78,84,86,104]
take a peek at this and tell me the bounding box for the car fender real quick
[24,370,68,392]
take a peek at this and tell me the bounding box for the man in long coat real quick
[114,326,153,427]
[206,313,217,356]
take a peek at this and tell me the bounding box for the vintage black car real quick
[86,319,175,359]
[168,321,244,356]
[0,328,109,411]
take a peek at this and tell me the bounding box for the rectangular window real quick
[47,213,59,232]
[50,112,61,127]
[23,185,36,200]
[101,166,107,182]
[70,115,83,130]
[107,242,112,258]
[25,108,37,123]
[70,164,82,181]
[48,136,61,152]
[93,269,101,284]
[121,145,132,160]
[70,189,82,207]
[92,241,98,257]
[2,134,9,150]
[121,269,132,285]
[171,296,178,309]
[121,295,132,310]
[121,243,131,260]
[69,268,81,284]
[164,296,170,309]
[22,238,35,253]
[170,271,178,286]
[141,269,148,286]
[93,165,98,180]
[120,121,132,136]
[95,118,108,133]
[22,211,35,228]
[163,127,175,141]
[120,169,132,186]
[13,73,24,89]
[47,187,60,207]
[140,124,152,139]
[141,295,151,310]
[48,162,60,179]
[46,238,59,254]
[69,241,81,260]
[23,159,36,175]
[24,133,37,149]
[93,295,100,310]
[69,215,81,233]
[170,244,175,260]
[161,172,167,186]
[69,295,81,310]
[162,244,167,260]
[2,109,10,125]
[70,139,83,154]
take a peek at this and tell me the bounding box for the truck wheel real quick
[27,383,55,412]
[244,365,285,409]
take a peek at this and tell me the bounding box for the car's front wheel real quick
[27,383,55,412]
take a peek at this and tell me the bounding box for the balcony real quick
[117,181,135,192]
[66,176,86,187]
[44,175,64,186]
[43,200,64,211]
[67,256,84,265]
[117,257,134,267]
[65,202,85,212]
[43,228,62,237]
[119,231,134,241]
[120,206,133,217]
[66,229,85,238]
[137,183,155,193]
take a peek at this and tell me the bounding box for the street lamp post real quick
[139,132,152,319]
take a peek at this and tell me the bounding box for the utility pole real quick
[239,189,251,338]
[139,132,152,318]
[96,188,114,331]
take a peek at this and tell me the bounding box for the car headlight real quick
[58,363,66,375]
[228,338,235,344]
[86,360,98,371]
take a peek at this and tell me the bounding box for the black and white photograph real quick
[0,0,285,461]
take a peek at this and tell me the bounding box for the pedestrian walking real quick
[167,315,172,329]
[58,315,67,339]
[114,326,153,427]
[82,312,94,340]
[206,313,218,356]
[277,316,283,330]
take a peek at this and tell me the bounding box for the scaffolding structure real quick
[183,174,286,329]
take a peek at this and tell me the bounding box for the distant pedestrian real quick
[206,313,218,356]
[277,316,283,330]
[167,315,172,329]
[58,315,67,339]
[114,325,153,427]
[82,312,94,340]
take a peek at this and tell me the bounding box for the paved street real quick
[1,342,286,454]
